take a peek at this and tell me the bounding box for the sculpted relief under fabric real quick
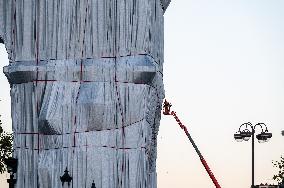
[0,0,170,187]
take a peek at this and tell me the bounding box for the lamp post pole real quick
[251,129,254,188]
[7,173,16,188]
[234,122,272,188]
[4,158,18,188]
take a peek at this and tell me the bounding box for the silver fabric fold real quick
[8,55,164,188]
[160,0,171,12]
[4,55,159,85]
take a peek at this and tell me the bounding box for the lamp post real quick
[4,157,18,188]
[280,179,284,188]
[91,180,96,188]
[60,167,72,187]
[234,122,272,188]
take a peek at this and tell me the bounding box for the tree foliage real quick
[0,115,13,174]
[272,155,284,184]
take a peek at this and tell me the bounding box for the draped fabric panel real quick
[1,0,170,187]
[0,0,166,67]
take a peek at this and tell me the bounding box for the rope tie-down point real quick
[162,100,222,188]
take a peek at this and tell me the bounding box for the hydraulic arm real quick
[163,100,222,188]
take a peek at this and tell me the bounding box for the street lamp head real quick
[91,180,96,188]
[60,167,72,186]
[234,122,253,142]
[264,132,272,142]
[240,130,252,141]
[256,132,272,143]
[234,132,243,142]
[4,158,18,174]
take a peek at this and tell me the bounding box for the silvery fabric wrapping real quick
[0,0,170,187]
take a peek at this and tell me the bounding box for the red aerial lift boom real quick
[163,100,222,188]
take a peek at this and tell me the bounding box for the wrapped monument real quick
[0,0,171,187]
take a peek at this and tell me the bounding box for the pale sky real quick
[0,0,284,187]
